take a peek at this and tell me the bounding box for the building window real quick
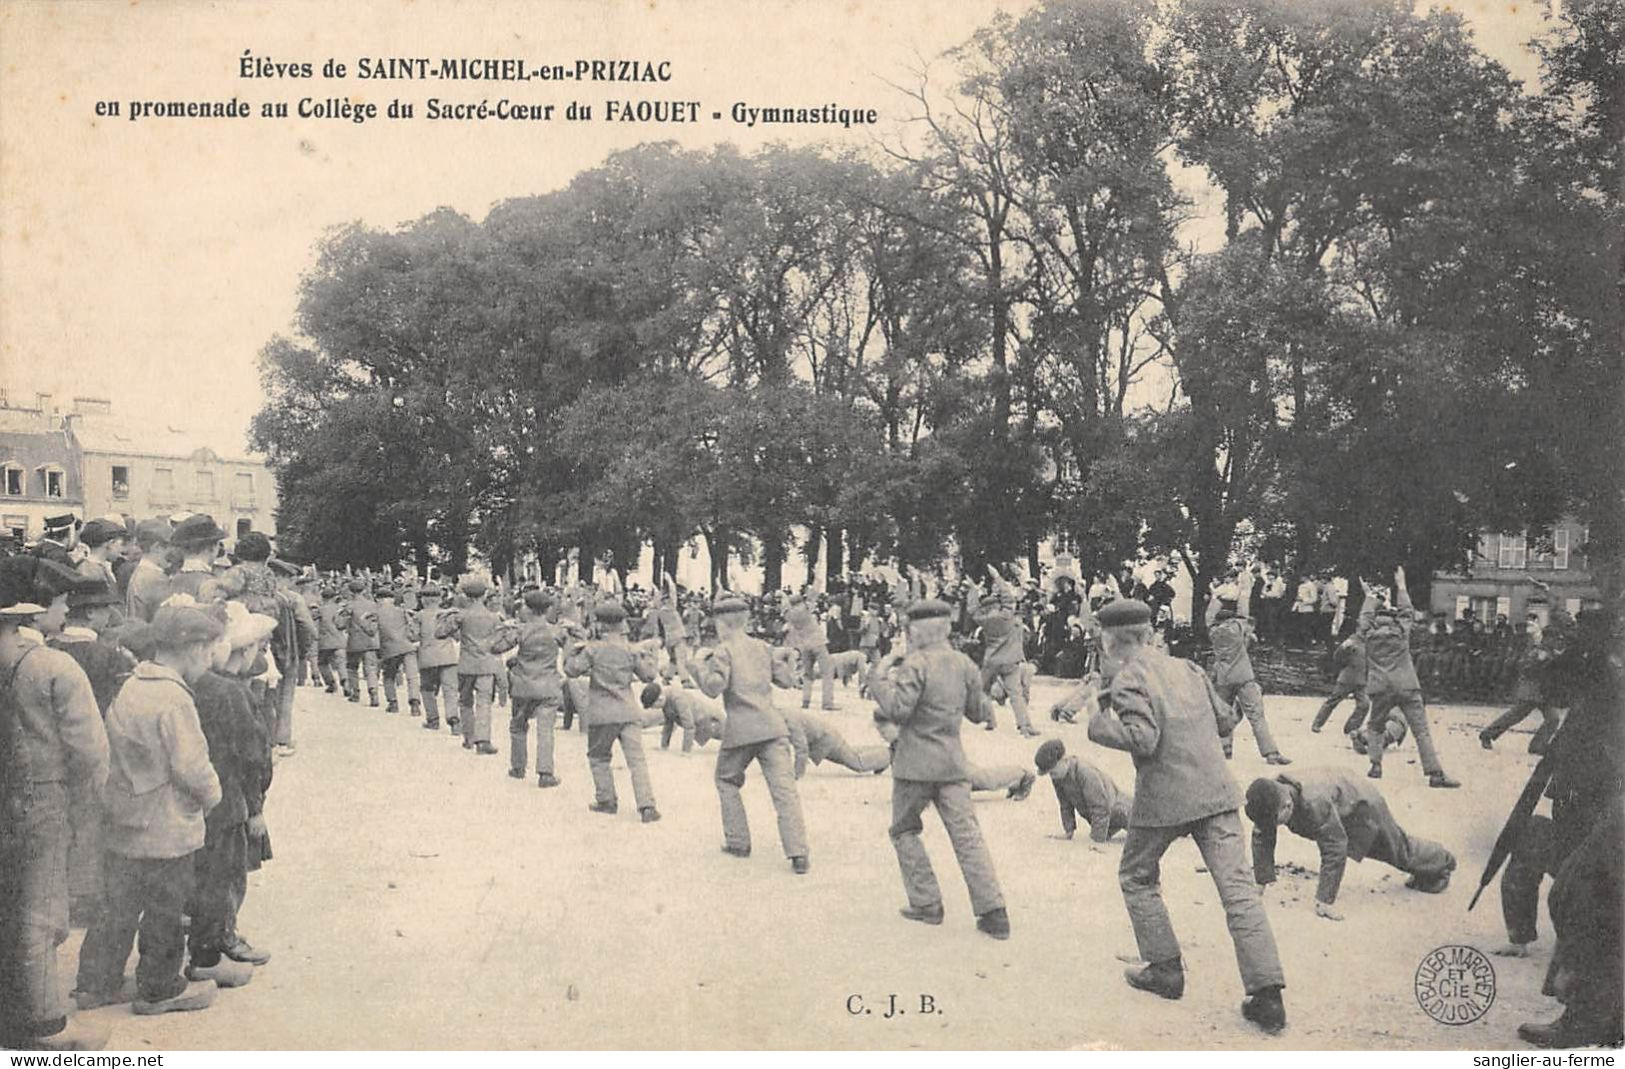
[152,467,174,501]
[3,515,24,542]
[234,471,253,504]
[3,466,20,496]
[111,465,129,499]
[44,469,63,498]
[1498,532,1527,569]
[236,517,252,539]
[195,470,215,500]
[1553,527,1569,570]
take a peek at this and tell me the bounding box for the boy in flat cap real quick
[563,602,661,820]
[693,597,810,871]
[185,607,280,989]
[1035,738,1131,847]
[868,598,1010,938]
[75,603,223,1017]
[375,584,422,716]
[0,593,111,1050]
[337,577,381,708]
[125,520,174,625]
[1204,582,1290,765]
[974,581,1039,737]
[436,576,517,753]
[1357,569,1459,788]
[1245,768,1455,922]
[641,682,726,752]
[76,519,128,590]
[1080,598,1286,1033]
[507,590,578,786]
[414,585,459,731]
[783,594,837,711]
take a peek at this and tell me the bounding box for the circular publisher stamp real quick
[1415,944,1496,1025]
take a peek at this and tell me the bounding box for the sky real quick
[0,0,1555,458]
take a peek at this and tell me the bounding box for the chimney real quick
[72,397,112,416]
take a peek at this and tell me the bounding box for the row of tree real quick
[252,0,1622,616]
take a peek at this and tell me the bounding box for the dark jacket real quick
[192,670,265,830]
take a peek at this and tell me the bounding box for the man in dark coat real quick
[1246,768,1455,922]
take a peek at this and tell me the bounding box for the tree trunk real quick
[826,527,843,586]
[577,535,595,586]
[846,539,865,576]
[413,523,431,579]
[803,526,822,590]
[704,530,728,593]
[762,533,785,594]
[1027,537,1041,580]
[650,537,665,588]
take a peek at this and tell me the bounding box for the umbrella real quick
[1468,751,1556,911]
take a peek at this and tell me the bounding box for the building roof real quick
[0,428,81,499]
[67,414,264,466]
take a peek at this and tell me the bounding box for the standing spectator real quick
[74,603,223,1017]
[123,520,174,625]
[0,586,111,1050]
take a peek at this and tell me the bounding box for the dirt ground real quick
[64,675,1569,1050]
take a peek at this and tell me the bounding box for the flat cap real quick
[640,682,663,707]
[1244,778,1284,826]
[712,597,750,616]
[522,590,553,614]
[1034,738,1066,775]
[593,601,627,624]
[347,577,368,592]
[458,575,488,598]
[79,518,128,547]
[906,598,953,621]
[150,603,226,648]
[1097,599,1153,627]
